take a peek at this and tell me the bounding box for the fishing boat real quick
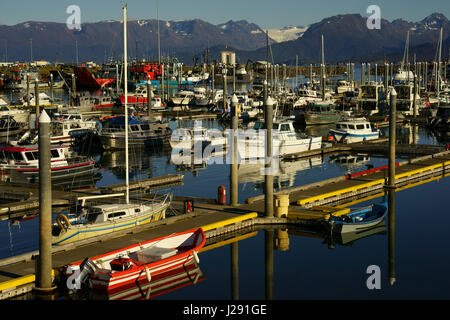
[0,116,25,143]
[0,104,29,123]
[97,115,172,149]
[324,202,387,234]
[52,5,172,247]
[66,227,205,293]
[169,90,195,107]
[302,103,342,125]
[0,145,96,182]
[329,117,380,143]
[356,83,387,115]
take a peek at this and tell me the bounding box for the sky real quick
[0,0,449,29]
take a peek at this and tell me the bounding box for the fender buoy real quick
[56,214,71,231]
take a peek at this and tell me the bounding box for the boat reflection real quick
[88,260,204,300]
[239,156,323,190]
[323,220,387,249]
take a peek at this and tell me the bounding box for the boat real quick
[236,119,322,159]
[324,202,387,234]
[302,102,342,125]
[335,80,355,94]
[393,83,422,115]
[52,193,171,245]
[119,86,164,110]
[0,116,25,143]
[52,5,171,246]
[90,260,205,300]
[169,90,195,107]
[0,101,30,123]
[97,115,172,149]
[170,122,226,150]
[329,117,380,143]
[65,227,205,293]
[356,84,387,115]
[0,145,96,182]
[428,102,450,131]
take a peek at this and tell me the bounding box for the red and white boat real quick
[0,145,96,181]
[68,228,205,293]
[119,86,165,109]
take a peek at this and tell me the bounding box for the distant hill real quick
[0,13,448,65]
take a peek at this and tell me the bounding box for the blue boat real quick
[324,202,388,233]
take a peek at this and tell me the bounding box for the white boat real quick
[170,90,195,106]
[236,119,322,159]
[170,125,226,150]
[193,89,223,106]
[356,84,387,115]
[0,145,96,182]
[329,117,380,143]
[0,104,29,123]
[335,80,355,94]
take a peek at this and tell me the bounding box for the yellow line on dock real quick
[201,212,258,232]
[296,160,450,207]
[0,270,55,293]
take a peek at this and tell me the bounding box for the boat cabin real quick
[0,146,68,167]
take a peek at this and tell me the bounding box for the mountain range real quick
[0,13,448,65]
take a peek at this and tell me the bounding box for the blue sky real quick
[0,0,449,29]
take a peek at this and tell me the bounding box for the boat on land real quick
[324,202,387,234]
[66,227,205,293]
[329,117,380,143]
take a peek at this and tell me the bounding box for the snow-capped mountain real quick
[267,25,309,43]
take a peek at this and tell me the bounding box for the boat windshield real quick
[85,209,103,223]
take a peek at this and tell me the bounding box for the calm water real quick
[1,118,449,300]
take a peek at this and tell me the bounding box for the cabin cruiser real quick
[302,102,342,125]
[97,115,172,149]
[356,84,387,115]
[329,117,380,143]
[170,125,226,150]
[393,84,422,116]
[0,116,25,143]
[335,80,355,94]
[236,119,322,159]
[169,90,195,108]
[0,104,29,123]
[0,145,96,182]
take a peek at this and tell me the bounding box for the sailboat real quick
[52,5,171,246]
[394,30,415,83]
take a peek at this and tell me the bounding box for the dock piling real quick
[34,110,55,294]
[264,96,274,217]
[230,94,238,206]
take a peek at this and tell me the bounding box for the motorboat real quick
[0,116,25,143]
[236,119,322,159]
[329,117,380,143]
[64,227,205,293]
[0,145,96,182]
[324,202,387,234]
[302,103,342,125]
[97,116,172,149]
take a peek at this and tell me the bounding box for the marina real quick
[0,1,449,306]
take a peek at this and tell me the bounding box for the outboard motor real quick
[78,258,99,287]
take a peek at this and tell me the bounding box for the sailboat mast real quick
[437,27,443,97]
[123,5,129,204]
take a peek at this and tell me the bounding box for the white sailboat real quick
[52,6,171,246]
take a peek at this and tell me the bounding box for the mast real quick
[123,4,129,204]
[157,0,161,65]
[437,27,443,97]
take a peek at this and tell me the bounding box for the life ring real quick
[56,214,71,231]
